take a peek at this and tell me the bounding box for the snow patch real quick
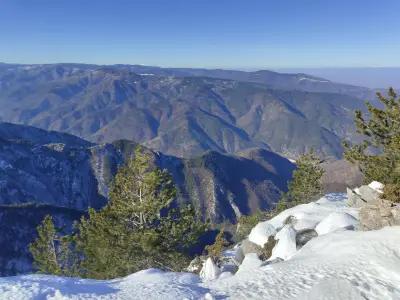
[315,212,358,235]
[200,258,221,281]
[270,225,297,260]
[248,222,276,247]
[298,77,330,83]
[368,181,384,193]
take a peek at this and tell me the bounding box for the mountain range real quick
[0,63,370,275]
[0,122,294,275]
[0,63,376,159]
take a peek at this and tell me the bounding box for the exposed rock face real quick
[238,239,263,261]
[296,229,318,247]
[347,182,400,230]
[0,123,294,223]
[359,199,400,230]
[322,159,363,192]
[347,185,381,207]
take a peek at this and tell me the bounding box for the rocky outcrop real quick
[347,182,400,230]
[359,198,400,230]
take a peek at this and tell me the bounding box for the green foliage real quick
[275,196,290,213]
[31,146,207,279]
[75,147,206,279]
[285,151,324,204]
[205,228,228,261]
[344,88,400,203]
[29,215,61,275]
[235,212,264,241]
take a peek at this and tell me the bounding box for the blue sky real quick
[1,0,400,68]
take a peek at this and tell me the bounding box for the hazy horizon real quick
[2,61,399,88]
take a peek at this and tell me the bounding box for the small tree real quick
[284,151,324,204]
[205,228,228,262]
[344,88,400,203]
[29,215,61,275]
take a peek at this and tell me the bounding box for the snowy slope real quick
[207,227,400,299]
[1,194,399,300]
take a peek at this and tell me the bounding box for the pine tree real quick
[344,88,400,203]
[205,228,228,261]
[107,147,176,229]
[285,151,324,204]
[75,146,207,279]
[29,215,62,275]
[31,146,207,279]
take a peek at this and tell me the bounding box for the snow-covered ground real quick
[1,193,400,300]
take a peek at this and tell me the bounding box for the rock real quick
[283,215,297,226]
[296,229,318,247]
[315,212,358,235]
[347,187,366,207]
[359,199,400,230]
[239,239,264,258]
[348,182,400,231]
[347,182,385,208]
[199,257,221,281]
[233,246,245,265]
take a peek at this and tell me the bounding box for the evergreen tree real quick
[284,151,324,204]
[205,228,228,261]
[31,146,207,279]
[75,146,207,279]
[344,88,400,203]
[29,215,62,275]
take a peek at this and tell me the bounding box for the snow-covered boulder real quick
[269,194,357,231]
[199,258,221,281]
[315,212,358,235]
[368,181,384,193]
[248,193,358,249]
[270,225,297,260]
[236,253,263,275]
[248,222,276,247]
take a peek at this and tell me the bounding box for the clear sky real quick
[1,0,400,68]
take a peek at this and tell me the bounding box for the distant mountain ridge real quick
[0,122,293,221]
[0,63,372,159]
